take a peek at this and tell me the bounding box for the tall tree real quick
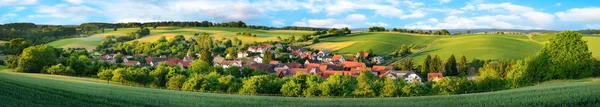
[421,55,432,74]
[445,55,458,76]
[397,59,414,71]
[429,55,442,73]
[458,55,468,75]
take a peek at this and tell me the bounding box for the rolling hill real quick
[309,32,441,56]
[1,70,599,106]
[47,27,314,50]
[411,34,543,63]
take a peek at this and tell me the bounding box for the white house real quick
[403,71,422,83]
[372,56,385,64]
[254,56,263,63]
[237,52,248,58]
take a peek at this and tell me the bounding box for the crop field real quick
[411,34,543,63]
[1,70,599,106]
[46,27,313,50]
[309,32,440,56]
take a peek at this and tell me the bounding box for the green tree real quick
[281,80,302,97]
[303,74,322,97]
[111,68,129,83]
[150,63,170,87]
[312,37,320,44]
[530,31,596,81]
[239,75,282,95]
[506,59,532,88]
[46,64,75,75]
[262,50,274,63]
[380,77,398,97]
[16,45,57,73]
[166,74,187,90]
[399,44,411,57]
[458,55,468,75]
[353,71,376,97]
[445,55,458,76]
[182,75,204,91]
[188,60,212,74]
[421,55,432,78]
[97,68,113,83]
[5,55,19,68]
[429,55,442,73]
[402,82,425,97]
[432,77,473,95]
[397,59,414,71]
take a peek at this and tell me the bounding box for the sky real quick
[0,0,599,30]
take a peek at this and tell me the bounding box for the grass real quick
[46,27,314,50]
[411,34,543,64]
[309,32,440,56]
[1,70,599,106]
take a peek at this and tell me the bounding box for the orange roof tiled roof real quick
[331,54,343,61]
[122,61,139,66]
[371,66,393,74]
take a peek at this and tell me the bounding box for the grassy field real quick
[532,34,600,59]
[411,34,543,63]
[47,27,313,50]
[309,32,441,56]
[1,71,599,106]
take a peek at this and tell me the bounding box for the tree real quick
[166,74,187,90]
[239,75,282,95]
[281,80,302,97]
[16,45,57,73]
[530,31,596,81]
[399,44,411,57]
[429,55,442,73]
[506,59,532,88]
[397,59,414,71]
[188,60,212,74]
[262,50,274,63]
[7,38,32,54]
[444,55,458,76]
[353,71,376,97]
[226,66,241,77]
[97,68,113,83]
[380,77,398,97]
[312,37,320,44]
[150,63,170,87]
[113,26,118,31]
[466,30,471,34]
[432,77,473,95]
[303,74,322,97]
[46,64,74,75]
[458,55,468,75]
[153,24,157,29]
[320,74,355,97]
[111,68,128,83]
[5,55,18,68]
[402,82,425,97]
[182,75,203,91]
[421,55,432,77]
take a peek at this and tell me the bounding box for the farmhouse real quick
[428,73,444,81]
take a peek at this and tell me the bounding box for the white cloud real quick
[0,0,37,5]
[2,13,17,17]
[366,22,389,27]
[403,0,424,8]
[556,3,561,6]
[428,18,438,23]
[345,14,367,21]
[440,0,451,4]
[292,18,350,28]
[271,20,285,26]
[64,0,83,4]
[292,22,307,26]
[477,3,534,13]
[555,7,600,23]
[13,7,26,12]
[586,24,600,29]
[32,4,102,23]
[404,15,544,29]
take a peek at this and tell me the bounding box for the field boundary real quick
[388,35,446,65]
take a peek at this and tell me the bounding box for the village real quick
[97,43,443,84]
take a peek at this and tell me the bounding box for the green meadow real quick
[309,32,440,56]
[1,70,599,106]
[47,27,313,50]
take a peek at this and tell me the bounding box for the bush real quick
[166,75,187,90]
[46,64,75,75]
[432,77,474,95]
[16,45,57,73]
[281,80,302,97]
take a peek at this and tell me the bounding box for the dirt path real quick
[526,34,543,44]
[388,35,446,65]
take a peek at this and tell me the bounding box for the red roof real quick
[428,73,444,80]
[269,60,280,65]
[357,52,369,58]
[179,61,190,67]
[371,66,393,74]
[341,61,365,68]
[331,54,343,61]
[166,58,181,66]
[145,57,153,64]
[285,62,302,68]
[346,57,356,61]
[122,61,139,66]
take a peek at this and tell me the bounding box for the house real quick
[237,52,248,58]
[247,46,260,52]
[122,55,133,62]
[166,58,181,66]
[216,60,242,68]
[289,51,301,58]
[301,52,316,60]
[356,52,369,59]
[330,54,345,63]
[182,55,194,62]
[122,61,140,66]
[318,50,329,57]
[249,63,271,72]
[371,66,394,76]
[318,55,332,62]
[276,68,307,78]
[372,56,385,64]
[275,44,283,49]
[287,46,299,51]
[285,62,302,68]
[428,73,444,82]
[404,71,422,83]
[98,54,117,63]
[213,56,225,64]
[346,57,356,62]
[146,57,168,66]
[178,61,191,69]
[379,71,399,80]
[304,59,319,65]
[253,56,263,63]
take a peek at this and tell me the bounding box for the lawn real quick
[309,32,440,56]
[46,27,314,50]
[0,70,599,106]
[411,34,543,64]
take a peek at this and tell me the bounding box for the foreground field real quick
[47,27,313,50]
[1,71,599,106]
[309,32,440,56]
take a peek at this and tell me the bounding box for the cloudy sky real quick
[1,0,599,30]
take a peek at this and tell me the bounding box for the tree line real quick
[0,23,78,44]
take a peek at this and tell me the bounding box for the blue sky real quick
[1,0,599,30]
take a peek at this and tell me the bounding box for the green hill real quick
[47,27,313,50]
[1,70,599,106]
[309,32,441,56]
[411,34,543,63]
